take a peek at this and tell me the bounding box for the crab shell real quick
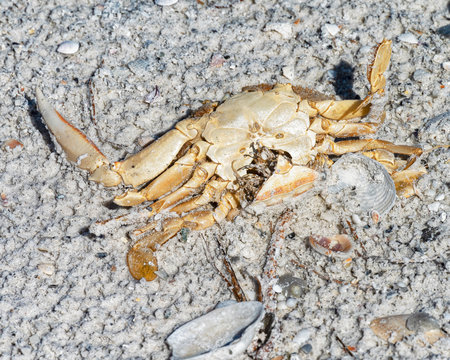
[36,39,425,281]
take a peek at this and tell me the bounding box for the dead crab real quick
[36,40,424,281]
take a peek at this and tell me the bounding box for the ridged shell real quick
[327,153,396,215]
[167,301,264,360]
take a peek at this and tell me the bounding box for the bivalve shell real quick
[327,153,396,215]
[309,234,353,257]
[370,313,446,344]
[167,301,264,359]
[57,40,80,55]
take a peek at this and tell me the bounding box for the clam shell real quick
[327,153,396,215]
[167,301,264,360]
[309,234,353,257]
[57,40,80,55]
[370,313,446,344]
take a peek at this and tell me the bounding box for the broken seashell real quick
[327,153,396,215]
[167,301,264,360]
[370,312,446,344]
[309,234,353,257]
[2,139,23,150]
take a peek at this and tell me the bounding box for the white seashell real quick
[38,263,55,276]
[264,22,293,39]
[155,0,178,5]
[57,40,80,55]
[324,24,340,36]
[167,301,264,360]
[144,86,160,104]
[327,153,396,215]
[398,33,418,44]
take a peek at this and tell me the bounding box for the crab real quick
[36,39,424,281]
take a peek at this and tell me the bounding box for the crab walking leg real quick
[36,88,122,186]
[309,115,384,137]
[317,138,422,158]
[306,40,392,121]
[146,161,218,216]
[170,178,230,214]
[113,141,210,206]
[392,169,427,198]
[127,192,240,281]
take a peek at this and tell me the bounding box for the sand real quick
[0,0,449,359]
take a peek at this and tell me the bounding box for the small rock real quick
[428,202,440,212]
[155,0,178,5]
[324,24,340,36]
[38,263,55,276]
[293,328,314,345]
[398,33,418,44]
[144,86,160,104]
[57,40,80,55]
[413,69,431,82]
[443,62,450,71]
[300,343,312,354]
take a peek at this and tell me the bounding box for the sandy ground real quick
[1,0,449,359]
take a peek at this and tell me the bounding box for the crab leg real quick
[309,116,383,137]
[113,141,210,206]
[127,192,239,281]
[305,39,392,121]
[146,161,218,216]
[36,88,209,187]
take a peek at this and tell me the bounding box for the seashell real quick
[309,234,353,257]
[2,139,23,150]
[155,0,178,5]
[57,40,80,55]
[418,111,449,144]
[144,86,160,104]
[277,274,306,298]
[167,301,264,360]
[398,33,419,44]
[127,58,151,76]
[324,23,340,36]
[370,313,446,344]
[327,153,396,215]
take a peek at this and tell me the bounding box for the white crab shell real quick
[203,84,316,181]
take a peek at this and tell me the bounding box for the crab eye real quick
[275,133,284,139]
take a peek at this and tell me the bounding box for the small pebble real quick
[300,343,312,354]
[443,62,450,71]
[57,40,80,55]
[398,33,418,44]
[155,0,178,5]
[282,65,295,81]
[286,298,297,308]
[413,69,431,82]
[293,328,314,345]
[428,202,440,212]
[324,24,340,36]
[440,212,447,222]
[273,284,282,293]
[38,263,55,276]
[435,193,445,201]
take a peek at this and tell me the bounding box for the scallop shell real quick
[327,153,396,215]
[309,234,353,257]
[167,301,264,360]
[370,313,446,344]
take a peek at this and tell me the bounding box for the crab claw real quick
[36,88,122,186]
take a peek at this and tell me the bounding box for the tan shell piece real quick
[309,234,353,257]
[370,313,446,345]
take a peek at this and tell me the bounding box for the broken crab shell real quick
[166,301,264,360]
[370,312,446,344]
[327,153,396,215]
[309,234,353,257]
